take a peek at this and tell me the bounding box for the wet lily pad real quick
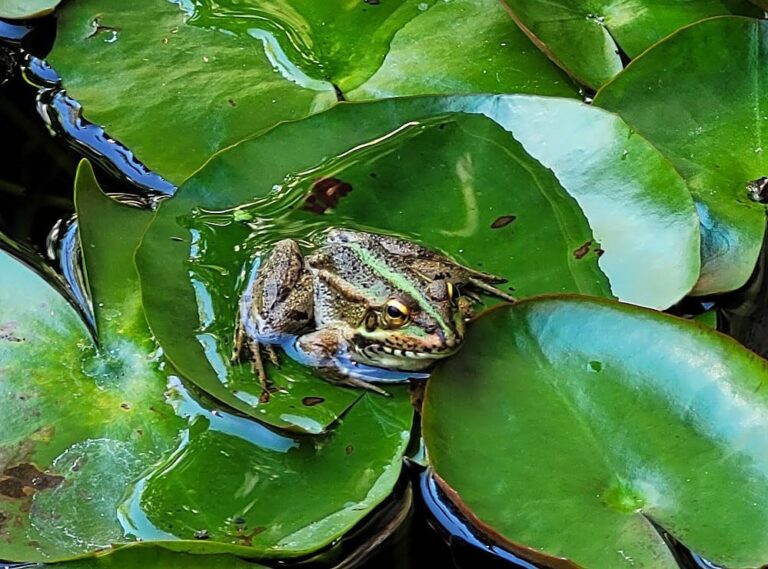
[423,296,768,569]
[0,162,414,562]
[346,0,577,100]
[40,546,267,569]
[500,0,761,88]
[0,0,60,19]
[48,0,573,184]
[48,0,336,185]
[596,16,768,295]
[135,94,699,424]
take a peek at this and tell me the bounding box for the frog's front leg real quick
[284,328,392,397]
[232,239,314,400]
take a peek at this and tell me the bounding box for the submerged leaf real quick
[424,296,768,568]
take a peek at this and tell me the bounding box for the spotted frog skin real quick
[232,229,514,397]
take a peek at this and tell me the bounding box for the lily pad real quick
[344,0,577,100]
[48,0,574,184]
[135,94,699,425]
[48,0,336,185]
[0,162,414,562]
[423,296,768,569]
[595,16,768,295]
[39,546,267,569]
[0,0,60,19]
[500,0,761,89]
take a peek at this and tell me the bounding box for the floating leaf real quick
[135,94,699,425]
[500,0,761,88]
[596,16,768,295]
[48,0,574,184]
[0,162,413,562]
[38,546,267,569]
[47,0,336,185]
[423,296,768,569]
[0,0,60,19]
[346,0,576,100]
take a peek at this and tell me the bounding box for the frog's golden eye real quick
[383,299,410,327]
[447,282,460,305]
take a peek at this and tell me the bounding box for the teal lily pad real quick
[0,161,414,562]
[596,16,768,295]
[499,0,761,88]
[423,296,768,569]
[0,0,60,19]
[47,0,574,184]
[135,94,699,425]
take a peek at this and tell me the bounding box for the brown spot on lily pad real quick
[345,445,354,455]
[490,215,517,229]
[302,396,325,407]
[595,248,605,257]
[4,463,64,491]
[304,178,353,214]
[573,241,592,259]
[0,478,25,498]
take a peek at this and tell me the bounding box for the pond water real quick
[1,13,765,569]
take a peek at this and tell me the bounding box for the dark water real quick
[1,13,759,569]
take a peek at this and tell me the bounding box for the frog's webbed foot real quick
[322,370,392,397]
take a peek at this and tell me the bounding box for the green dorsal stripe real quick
[349,242,449,331]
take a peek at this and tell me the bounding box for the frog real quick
[232,228,515,399]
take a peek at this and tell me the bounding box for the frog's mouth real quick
[352,340,459,371]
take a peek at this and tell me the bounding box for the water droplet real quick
[417,2,429,11]
[104,30,119,43]
[586,13,605,24]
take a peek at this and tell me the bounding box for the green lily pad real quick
[0,0,60,19]
[423,296,768,569]
[48,0,336,185]
[38,546,267,569]
[500,0,761,89]
[135,94,699,425]
[595,16,768,295]
[48,0,574,184]
[344,0,577,100]
[79,160,362,434]
[0,162,414,562]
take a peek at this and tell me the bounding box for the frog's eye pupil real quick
[387,305,403,318]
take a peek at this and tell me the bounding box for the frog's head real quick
[349,279,470,371]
